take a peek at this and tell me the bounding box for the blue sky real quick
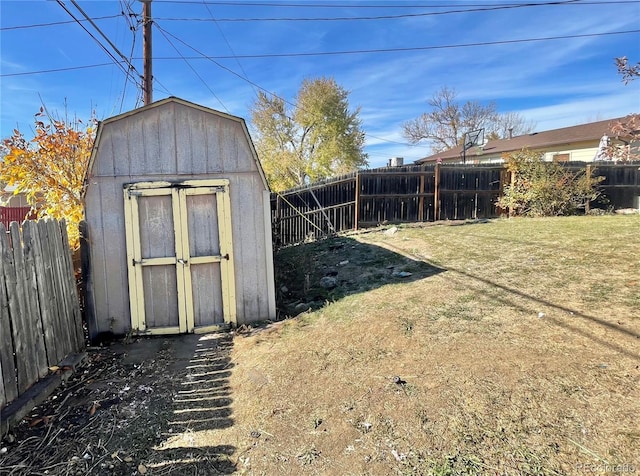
[1,0,639,168]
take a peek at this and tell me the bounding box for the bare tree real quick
[605,57,640,161]
[615,56,640,84]
[403,86,535,153]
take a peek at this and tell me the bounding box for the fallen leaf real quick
[48,366,60,373]
[89,403,100,416]
[29,418,43,427]
[138,463,147,474]
[124,456,133,462]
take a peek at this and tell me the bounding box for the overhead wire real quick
[116,0,140,112]
[54,0,140,89]
[68,0,143,99]
[0,15,120,31]
[154,24,230,112]
[200,0,260,97]
[146,29,640,60]
[153,0,592,22]
[151,0,638,6]
[0,63,125,78]
[8,2,637,31]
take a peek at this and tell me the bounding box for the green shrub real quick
[497,149,603,217]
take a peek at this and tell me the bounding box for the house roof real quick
[415,116,632,163]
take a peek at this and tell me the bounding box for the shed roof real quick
[86,97,269,190]
[415,116,631,163]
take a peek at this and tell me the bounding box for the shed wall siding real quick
[85,101,273,336]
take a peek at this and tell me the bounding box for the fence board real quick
[2,222,32,393]
[21,222,48,379]
[46,220,73,359]
[26,221,58,364]
[60,221,83,350]
[0,226,18,406]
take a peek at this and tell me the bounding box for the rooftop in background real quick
[416,116,634,164]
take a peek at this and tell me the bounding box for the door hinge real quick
[223,253,230,261]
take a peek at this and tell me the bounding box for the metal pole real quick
[142,0,153,105]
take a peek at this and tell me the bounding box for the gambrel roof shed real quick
[83,97,276,339]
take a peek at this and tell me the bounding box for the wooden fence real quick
[271,162,640,246]
[0,219,84,411]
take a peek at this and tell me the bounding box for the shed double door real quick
[124,180,236,334]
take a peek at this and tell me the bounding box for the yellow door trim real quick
[217,182,237,325]
[123,179,236,335]
[124,188,144,332]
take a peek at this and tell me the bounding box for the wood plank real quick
[21,221,48,378]
[0,351,5,408]
[35,220,63,364]
[30,221,59,366]
[52,221,77,355]
[9,223,38,394]
[59,222,84,351]
[218,183,237,325]
[45,220,72,360]
[0,224,18,406]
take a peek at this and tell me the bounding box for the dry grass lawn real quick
[158,216,640,475]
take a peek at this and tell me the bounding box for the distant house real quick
[415,116,637,165]
[0,185,33,228]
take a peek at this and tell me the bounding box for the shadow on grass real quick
[376,238,639,359]
[148,333,236,474]
[449,266,640,360]
[275,235,445,317]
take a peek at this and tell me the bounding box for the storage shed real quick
[83,97,276,338]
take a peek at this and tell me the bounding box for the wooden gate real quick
[123,180,236,334]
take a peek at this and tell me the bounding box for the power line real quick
[5,28,638,78]
[200,0,259,97]
[0,15,120,31]
[0,63,123,78]
[152,0,639,6]
[154,24,229,112]
[55,1,140,88]
[118,0,141,111]
[144,29,640,60]
[155,0,632,23]
[69,0,143,88]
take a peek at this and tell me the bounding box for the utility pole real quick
[142,0,153,105]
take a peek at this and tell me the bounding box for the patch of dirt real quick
[275,229,445,317]
[1,333,236,475]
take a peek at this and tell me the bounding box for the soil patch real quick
[1,333,236,475]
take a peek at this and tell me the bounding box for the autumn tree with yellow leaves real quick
[1,108,96,248]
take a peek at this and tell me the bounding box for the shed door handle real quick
[177,259,187,265]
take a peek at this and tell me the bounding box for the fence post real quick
[418,171,425,221]
[434,163,441,221]
[354,171,360,230]
[498,166,508,217]
[585,164,592,213]
[508,169,516,218]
